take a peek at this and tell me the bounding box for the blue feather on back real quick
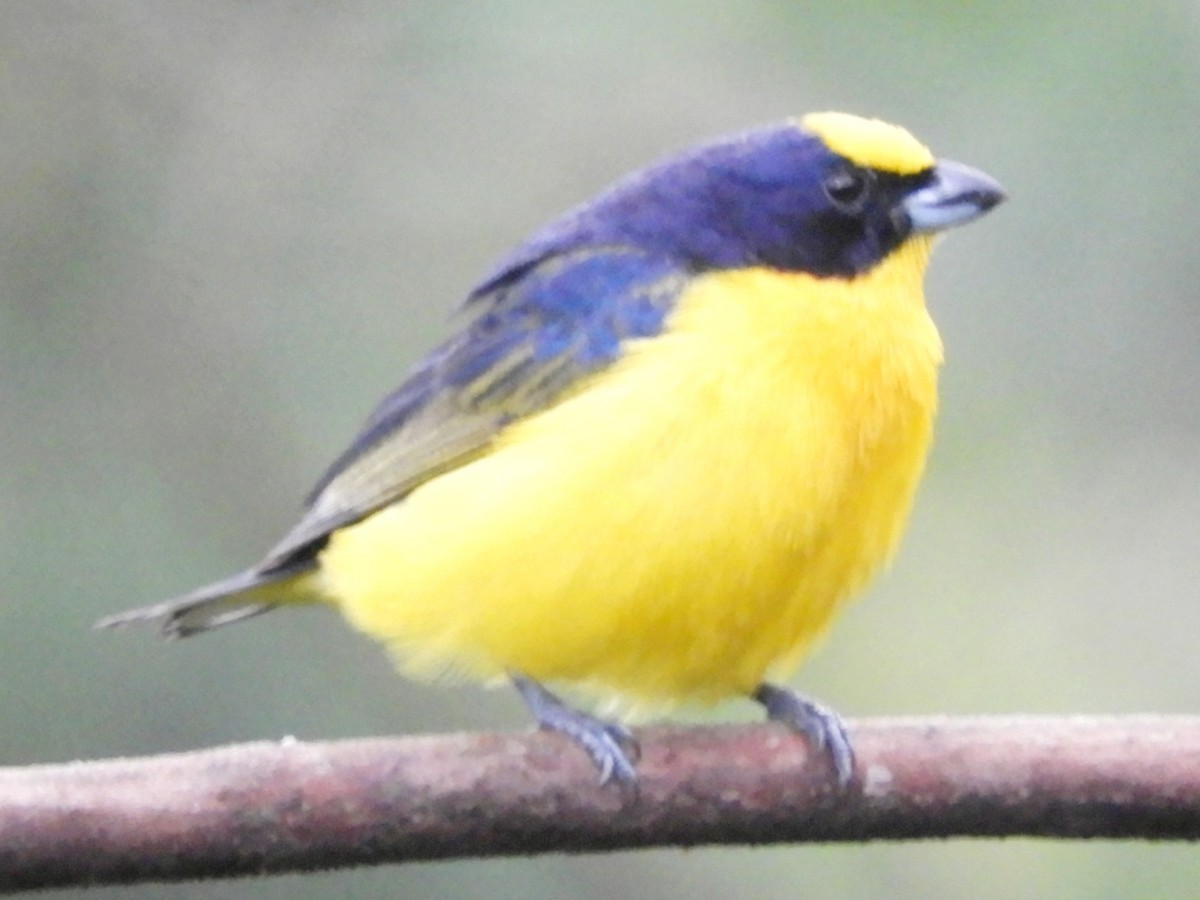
[443,247,685,406]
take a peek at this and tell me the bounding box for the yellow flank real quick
[318,236,942,713]
[801,112,933,176]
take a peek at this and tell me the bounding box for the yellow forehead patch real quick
[800,112,934,176]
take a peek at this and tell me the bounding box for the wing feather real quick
[262,246,687,568]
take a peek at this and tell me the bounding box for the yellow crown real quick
[801,112,934,175]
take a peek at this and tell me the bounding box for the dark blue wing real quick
[262,246,688,566]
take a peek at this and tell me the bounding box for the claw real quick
[753,683,855,786]
[512,674,639,786]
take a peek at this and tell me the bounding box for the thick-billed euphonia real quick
[99,112,1004,785]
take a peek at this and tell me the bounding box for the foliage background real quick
[3,2,1199,897]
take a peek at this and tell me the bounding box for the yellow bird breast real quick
[319,236,942,712]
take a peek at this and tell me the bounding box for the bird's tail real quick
[95,560,319,639]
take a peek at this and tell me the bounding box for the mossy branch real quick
[2,716,1199,893]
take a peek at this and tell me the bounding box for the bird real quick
[98,112,1004,786]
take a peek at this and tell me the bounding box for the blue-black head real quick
[473,113,1003,295]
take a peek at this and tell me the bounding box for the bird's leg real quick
[752,683,855,785]
[511,673,641,786]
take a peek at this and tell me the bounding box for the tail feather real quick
[96,561,317,639]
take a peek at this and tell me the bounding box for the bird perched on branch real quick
[99,112,1004,786]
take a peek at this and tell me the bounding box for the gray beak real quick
[903,158,1006,234]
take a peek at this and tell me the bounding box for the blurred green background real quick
[3,1,1199,897]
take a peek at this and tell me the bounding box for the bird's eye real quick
[823,166,874,214]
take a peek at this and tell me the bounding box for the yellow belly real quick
[319,238,942,711]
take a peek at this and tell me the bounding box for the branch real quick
[2,715,1198,892]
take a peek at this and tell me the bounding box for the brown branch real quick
[2,715,1198,892]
